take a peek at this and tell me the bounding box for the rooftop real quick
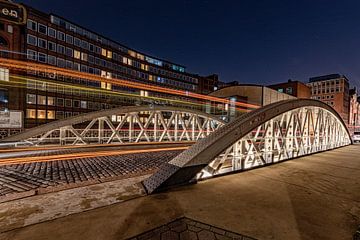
[309,74,348,83]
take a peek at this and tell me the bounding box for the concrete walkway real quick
[0,145,360,240]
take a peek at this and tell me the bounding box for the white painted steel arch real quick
[2,106,225,146]
[143,99,352,193]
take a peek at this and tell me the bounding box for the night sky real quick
[20,0,360,89]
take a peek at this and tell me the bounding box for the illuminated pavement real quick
[0,144,359,240]
[0,144,187,199]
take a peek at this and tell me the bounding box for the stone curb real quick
[0,170,155,204]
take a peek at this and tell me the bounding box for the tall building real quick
[307,74,350,124]
[0,1,222,130]
[349,88,360,133]
[268,79,311,98]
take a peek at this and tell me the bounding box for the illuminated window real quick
[81,101,87,109]
[286,87,293,94]
[107,51,112,59]
[137,53,144,60]
[128,59,132,65]
[37,95,47,105]
[74,50,80,59]
[26,109,36,119]
[47,110,55,119]
[48,97,55,106]
[101,82,111,90]
[101,48,107,57]
[26,94,36,104]
[106,83,112,90]
[81,52,88,61]
[123,57,128,64]
[128,50,136,57]
[140,90,148,97]
[37,110,46,119]
[0,68,9,81]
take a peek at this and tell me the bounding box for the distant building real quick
[307,74,350,124]
[349,87,360,133]
[198,74,219,94]
[209,84,295,120]
[268,79,311,98]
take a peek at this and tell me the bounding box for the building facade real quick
[209,84,295,121]
[0,1,220,131]
[307,74,350,124]
[349,88,360,133]
[268,80,311,98]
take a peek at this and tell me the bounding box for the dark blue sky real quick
[20,0,360,88]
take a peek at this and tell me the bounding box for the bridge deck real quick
[0,144,359,240]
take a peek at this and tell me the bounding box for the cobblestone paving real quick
[128,217,257,240]
[0,150,182,197]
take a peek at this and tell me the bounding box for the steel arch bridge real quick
[143,99,352,193]
[1,106,225,146]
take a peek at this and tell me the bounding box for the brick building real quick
[0,1,219,129]
[307,74,350,124]
[267,79,311,98]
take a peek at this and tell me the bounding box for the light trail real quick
[0,58,260,109]
[5,74,251,112]
[0,146,188,166]
[0,141,195,153]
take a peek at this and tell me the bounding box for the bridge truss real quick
[199,106,351,178]
[2,106,225,146]
[142,99,352,193]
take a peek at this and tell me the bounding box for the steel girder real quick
[198,106,351,178]
[143,99,352,193]
[1,106,225,146]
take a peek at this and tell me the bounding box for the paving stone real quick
[130,217,257,240]
[215,233,232,240]
[161,231,179,240]
[0,150,183,197]
[188,225,202,232]
[211,226,226,235]
[198,230,216,240]
[179,230,198,240]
